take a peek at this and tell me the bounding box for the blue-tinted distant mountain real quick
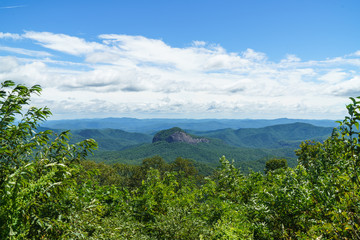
[190,122,333,149]
[41,117,338,133]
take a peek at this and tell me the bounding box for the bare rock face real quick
[152,127,209,144]
[167,131,209,144]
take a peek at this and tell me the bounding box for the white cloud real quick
[0,46,51,57]
[23,31,104,56]
[325,76,360,96]
[0,56,19,72]
[0,5,26,9]
[318,69,349,83]
[350,50,360,56]
[0,31,358,119]
[280,54,301,64]
[0,32,22,39]
[192,40,206,47]
[98,34,249,72]
[242,48,267,61]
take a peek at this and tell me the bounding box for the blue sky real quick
[0,0,360,119]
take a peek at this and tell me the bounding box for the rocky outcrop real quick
[152,127,209,144]
[166,131,209,144]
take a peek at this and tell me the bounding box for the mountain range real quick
[41,117,338,133]
[48,121,335,173]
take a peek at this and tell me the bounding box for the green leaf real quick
[349,97,356,105]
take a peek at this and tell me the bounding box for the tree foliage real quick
[0,81,97,239]
[264,158,288,174]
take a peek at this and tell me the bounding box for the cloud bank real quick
[0,31,359,119]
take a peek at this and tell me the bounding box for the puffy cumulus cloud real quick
[0,31,358,119]
[0,56,19,72]
[318,69,349,83]
[325,76,360,97]
[0,56,79,88]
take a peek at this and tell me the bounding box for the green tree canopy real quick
[0,81,97,239]
[264,158,288,174]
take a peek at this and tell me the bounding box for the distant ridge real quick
[41,117,338,133]
[191,122,333,149]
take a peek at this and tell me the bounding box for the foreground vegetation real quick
[1,81,359,239]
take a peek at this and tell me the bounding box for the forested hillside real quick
[43,122,334,173]
[88,129,297,173]
[1,81,359,239]
[71,128,152,150]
